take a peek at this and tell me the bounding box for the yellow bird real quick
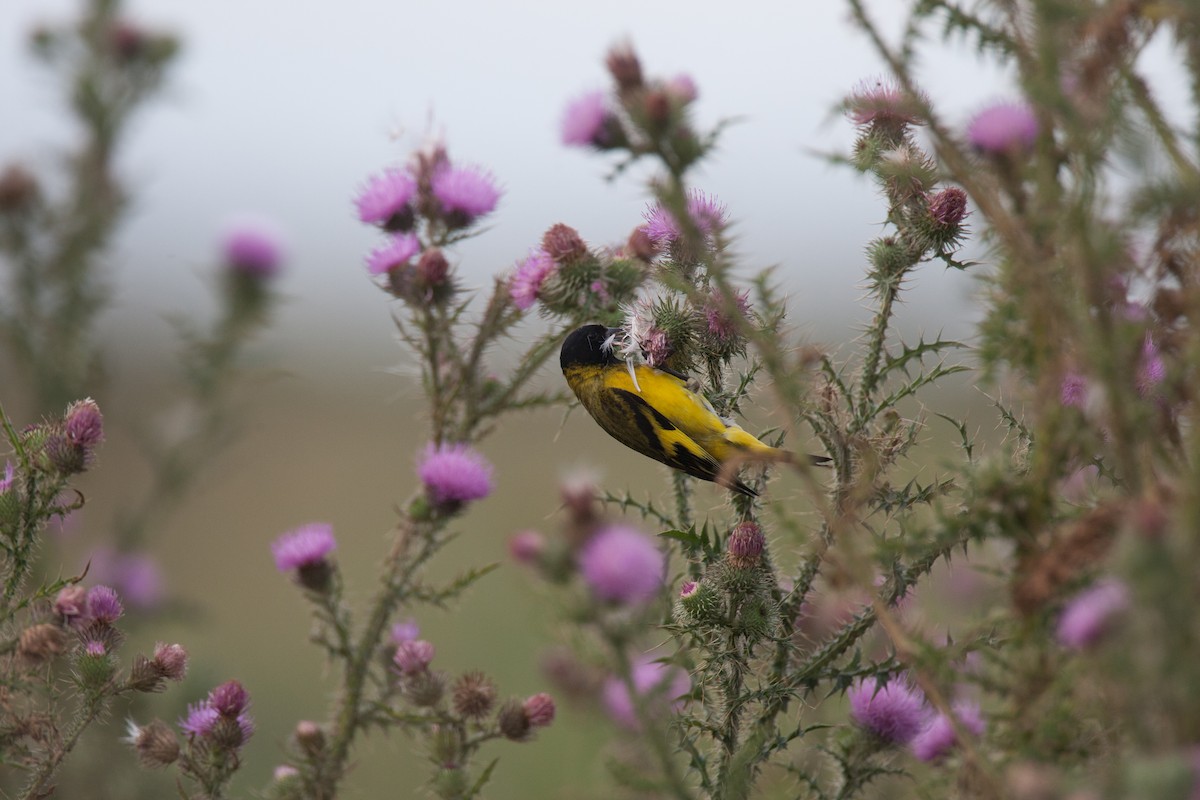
[560,324,824,496]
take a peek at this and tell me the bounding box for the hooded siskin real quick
[560,324,823,496]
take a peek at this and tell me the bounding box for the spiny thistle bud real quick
[46,433,87,476]
[605,42,643,93]
[928,187,968,228]
[451,671,497,719]
[76,639,116,689]
[846,78,923,132]
[18,623,66,663]
[65,398,104,448]
[727,521,766,568]
[542,224,589,265]
[522,693,556,727]
[867,236,911,281]
[416,248,451,290]
[126,719,180,768]
[210,680,250,717]
[129,654,166,693]
[294,720,325,757]
[733,597,779,641]
[405,670,447,708]
[673,580,722,626]
[497,699,533,742]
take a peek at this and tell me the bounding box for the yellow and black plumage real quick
[560,324,824,497]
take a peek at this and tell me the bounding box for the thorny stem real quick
[20,693,109,800]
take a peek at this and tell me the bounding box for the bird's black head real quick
[560,324,622,371]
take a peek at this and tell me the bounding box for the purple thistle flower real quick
[391,618,420,644]
[355,168,417,226]
[87,585,124,624]
[911,700,985,762]
[180,702,219,737]
[561,91,610,147]
[1137,336,1166,396]
[431,165,501,222]
[366,233,421,276]
[65,398,104,448]
[602,656,691,731]
[394,639,435,674]
[84,639,106,657]
[271,523,337,572]
[0,461,13,493]
[703,289,751,343]
[417,442,494,507]
[641,190,728,246]
[88,547,165,610]
[1057,578,1130,649]
[578,524,665,605]
[848,676,927,744]
[727,521,766,566]
[846,78,922,127]
[221,218,285,277]
[1061,371,1088,409]
[209,680,250,717]
[509,249,557,311]
[967,102,1039,154]
[928,187,968,227]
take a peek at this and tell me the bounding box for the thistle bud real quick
[928,187,968,228]
[451,671,497,719]
[395,640,435,675]
[18,623,66,663]
[404,670,447,707]
[605,42,643,92]
[673,580,722,625]
[126,719,180,768]
[429,724,462,768]
[541,224,589,265]
[522,693,556,727]
[433,767,469,800]
[727,521,766,568]
[294,720,325,757]
[497,699,533,741]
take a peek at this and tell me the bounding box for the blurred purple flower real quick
[87,585,124,624]
[366,233,420,276]
[578,524,665,605]
[509,249,556,310]
[602,656,690,730]
[523,692,556,727]
[508,530,545,565]
[84,639,107,657]
[641,190,728,246]
[848,676,926,744]
[703,289,751,343]
[271,523,337,572]
[0,462,13,493]
[418,442,494,507]
[88,547,165,610]
[561,91,610,147]
[1057,578,1129,649]
[1137,336,1166,396]
[431,165,500,222]
[391,618,420,644]
[911,700,985,761]
[355,168,416,225]
[1061,371,1088,409]
[222,218,286,277]
[967,102,1039,154]
[54,585,88,622]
